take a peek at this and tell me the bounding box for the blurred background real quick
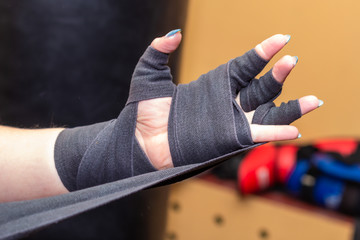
[168,0,360,239]
[179,0,360,143]
[2,0,360,240]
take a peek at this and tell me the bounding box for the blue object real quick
[286,159,310,195]
[313,175,345,210]
[312,153,360,183]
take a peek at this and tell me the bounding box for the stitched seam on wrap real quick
[76,119,116,188]
[227,60,242,147]
[172,89,185,166]
[130,102,139,176]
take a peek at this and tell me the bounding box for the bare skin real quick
[0,126,66,201]
[0,32,321,202]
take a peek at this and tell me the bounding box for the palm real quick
[135,97,172,169]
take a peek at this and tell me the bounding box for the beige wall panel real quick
[179,0,360,142]
[165,179,353,240]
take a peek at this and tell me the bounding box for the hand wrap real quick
[55,46,301,191]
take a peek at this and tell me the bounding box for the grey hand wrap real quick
[55,46,302,191]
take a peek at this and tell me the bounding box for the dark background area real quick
[0,0,187,128]
[0,0,187,239]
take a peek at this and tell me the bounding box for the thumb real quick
[151,29,182,54]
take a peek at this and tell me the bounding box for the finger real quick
[127,30,181,104]
[250,124,299,142]
[254,100,301,125]
[252,96,322,125]
[229,34,291,90]
[298,95,322,115]
[272,55,298,84]
[255,34,291,61]
[151,29,182,54]
[239,70,282,112]
[239,55,298,112]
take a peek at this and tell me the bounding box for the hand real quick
[135,31,321,170]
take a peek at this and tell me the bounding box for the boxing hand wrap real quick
[55,45,302,191]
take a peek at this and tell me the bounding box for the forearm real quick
[0,126,68,202]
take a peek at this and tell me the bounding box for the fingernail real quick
[285,34,291,44]
[293,56,299,66]
[165,29,181,38]
[318,99,324,107]
[297,133,302,139]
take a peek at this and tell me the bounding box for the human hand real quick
[135,30,321,170]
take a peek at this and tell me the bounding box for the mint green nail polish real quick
[318,100,324,107]
[293,56,299,66]
[285,34,291,43]
[297,133,302,139]
[165,29,181,38]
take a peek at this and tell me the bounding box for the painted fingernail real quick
[293,56,299,66]
[297,133,302,139]
[285,34,291,44]
[165,29,181,38]
[318,99,324,107]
